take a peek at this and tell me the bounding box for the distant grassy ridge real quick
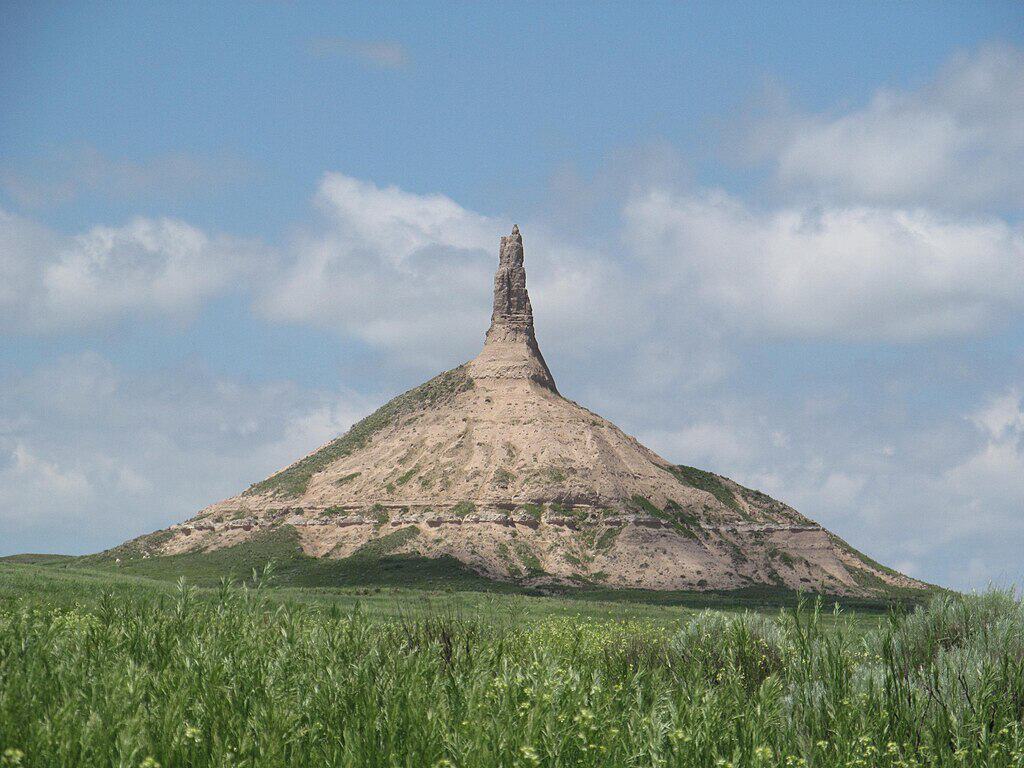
[0,553,75,565]
[71,526,513,593]
[9,525,933,613]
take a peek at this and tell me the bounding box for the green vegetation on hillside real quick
[668,464,744,514]
[825,532,938,599]
[245,366,473,498]
[521,503,544,520]
[451,501,476,517]
[595,526,622,551]
[0,562,1019,767]
[349,526,420,558]
[394,466,419,486]
[74,527,508,593]
[0,554,74,565]
[334,472,360,486]
[629,495,699,538]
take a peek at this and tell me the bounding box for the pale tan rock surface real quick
[121,226,928,597]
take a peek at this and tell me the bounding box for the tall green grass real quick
[0,574,1021,767]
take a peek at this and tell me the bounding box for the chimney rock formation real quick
[471,225,557,391]
[111,226,929,599]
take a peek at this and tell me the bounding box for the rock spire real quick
[470,226,557,391]
[489,225,534,339]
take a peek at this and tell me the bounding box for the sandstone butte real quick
[115,226,928,597]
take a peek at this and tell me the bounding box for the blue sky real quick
[1,1,1023,591]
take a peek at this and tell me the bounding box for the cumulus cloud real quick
[0,352,375,556]
[259,174,496,366]
[260,173,628,371]
[945,390,1024,502]
[0,208,263,332]
[642,420,756,470]
[307,37,409,69]
[624,189,1024,342]
[744,44,1024,208]
[908,390,1024,586]
[3,444,93,505]
[969,389,1024,441]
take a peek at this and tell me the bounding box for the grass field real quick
[1,557,1022,767]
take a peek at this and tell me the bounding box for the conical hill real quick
[119,226,928,597]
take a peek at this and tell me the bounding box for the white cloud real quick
[0,209,57,328]
[5,444,92,500]
[0,208,262,332]
[946,390,1024,501]
[642,420,754,470]
[748,44,1024,208]
[969,389,1024,440]
[624,188,1024,342]
[3,171,627,369]
[260,174,496,366]
[260,173,627,370]
[0,353,375,555]
[817,471,867,509]
[313,173,495,259]
[307,37,409,69]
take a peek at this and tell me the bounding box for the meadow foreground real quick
[0,565,1021,767]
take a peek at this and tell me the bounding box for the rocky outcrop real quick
[470,225,557,391]
[489,225,537,340]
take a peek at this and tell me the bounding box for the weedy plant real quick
[0,572,1021,767]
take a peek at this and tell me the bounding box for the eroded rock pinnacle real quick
[473,225,557,391]
[489,224,534,338]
